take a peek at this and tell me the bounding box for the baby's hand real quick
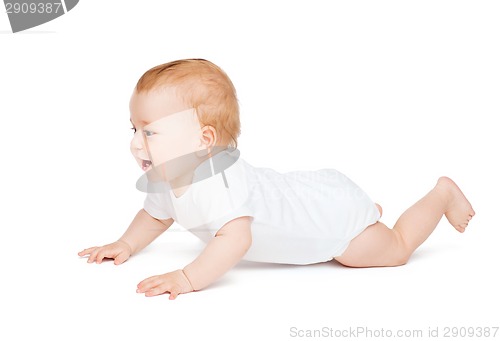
[78,240,132,265]
[136,270,194,300]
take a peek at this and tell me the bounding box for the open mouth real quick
[141,159,153,171]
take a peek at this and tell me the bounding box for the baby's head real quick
[129,59,240,182]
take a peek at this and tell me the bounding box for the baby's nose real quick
[130,131,144,150]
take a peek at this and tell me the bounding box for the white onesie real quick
[142,149,380,265]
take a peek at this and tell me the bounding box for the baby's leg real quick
[335,177,475,267]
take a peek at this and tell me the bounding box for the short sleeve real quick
[188,202,254,244]
[143,192,172,220]
[207,204,254,234]
[180,157,254,242]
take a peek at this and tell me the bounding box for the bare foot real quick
[437,177,475,233]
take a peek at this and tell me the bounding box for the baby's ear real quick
[199,125,217,149]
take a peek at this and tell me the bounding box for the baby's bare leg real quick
[335,177,475,267]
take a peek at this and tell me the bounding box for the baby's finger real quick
[96,252,106,264]
[96,249,115,264]
[137,276,160,293]
[145,286,163,297]
[144,280,176,298]
[87,248,101,263]
[113,251,128,265]
[78,247,97,257]
[169,287,181,300]
[147,280,174,298]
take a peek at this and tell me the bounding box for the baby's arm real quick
[136,216,252,298]
[183,216,252,289]
[78,209,173,264]
[119,208,173,255]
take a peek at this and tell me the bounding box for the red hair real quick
[135,59,240,148]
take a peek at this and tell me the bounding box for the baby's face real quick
[129,87,205,181]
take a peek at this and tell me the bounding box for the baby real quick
[78,59,475,300]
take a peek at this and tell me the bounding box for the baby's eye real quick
[130,127,137,134]
[144,130,155,137]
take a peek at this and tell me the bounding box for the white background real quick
[1,1,499,340]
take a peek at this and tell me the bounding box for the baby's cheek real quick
[150,139,180,163]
